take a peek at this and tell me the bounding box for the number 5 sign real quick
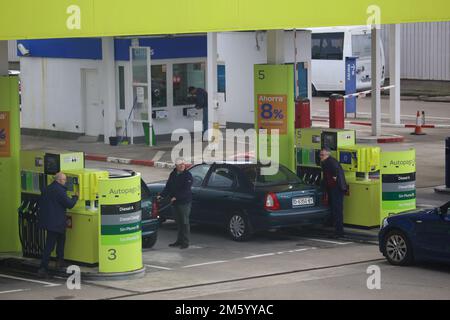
[98,174,143,274]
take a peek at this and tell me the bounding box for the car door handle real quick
[415,220,423,224]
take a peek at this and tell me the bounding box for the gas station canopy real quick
[1,0,449,40]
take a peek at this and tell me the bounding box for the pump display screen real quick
[322,133,337,151]
[340,151,354,165]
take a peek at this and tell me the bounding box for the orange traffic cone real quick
[411,111,426,135]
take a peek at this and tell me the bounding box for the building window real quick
[118,66,125,110]
[173,62,206,106]
[151,65,167,108]
[312,33,344,60]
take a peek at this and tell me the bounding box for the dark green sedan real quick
[147,162,330,241]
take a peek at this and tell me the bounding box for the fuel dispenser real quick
[295,128,355,186]
[19,150,143,271]
[338,145,382,227]
[61,169,109,264]
[19,150,85,258]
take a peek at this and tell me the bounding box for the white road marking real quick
[182,261,227,268]
[301,238,353,245]
[0,274,61,287]
[243,253,276,259]
[0,289,30,295]
[145,265,172,271]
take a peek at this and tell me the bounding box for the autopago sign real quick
[381,149,416,214]
[98,174,143,273]
[109,186,139,195]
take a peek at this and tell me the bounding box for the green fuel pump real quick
[19,150,143,273]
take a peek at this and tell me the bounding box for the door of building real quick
[82,69,103,136]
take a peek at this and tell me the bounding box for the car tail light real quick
[151,199,159,218]
[265,192,281,211]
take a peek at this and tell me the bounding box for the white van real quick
[309,26,385,94]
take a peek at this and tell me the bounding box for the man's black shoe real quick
[179,244,189,249]
[56,260,69,271]
[169,242,181,247]
[37,268,49,279]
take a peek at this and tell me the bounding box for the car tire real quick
[383,230,414,266]
[158,217,167,226]
[227,212,253,242]
[142,232,158,249]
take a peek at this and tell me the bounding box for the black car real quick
[147,162,330,241]
[103,168,159,248]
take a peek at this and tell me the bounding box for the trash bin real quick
[109,136,118,146]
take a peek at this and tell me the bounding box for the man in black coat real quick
[158,158,193,249]
[38,172,78,277]
[189,86,208,139]
[320,147,347,238]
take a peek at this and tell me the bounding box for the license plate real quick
[292,197,314,207]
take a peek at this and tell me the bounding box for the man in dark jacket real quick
[189,86,208,139]
[320,148,347,238]
[38,172,78,277]
[158,158,193,249]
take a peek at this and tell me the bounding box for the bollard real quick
[328,94,345,129]
[295,98,311,128]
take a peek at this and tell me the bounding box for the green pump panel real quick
[0,76,21,253]
[255,64,296,172]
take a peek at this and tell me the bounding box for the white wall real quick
[217,31,312,126]
[217,32,267,125]
[21,57,100,133]
[8,40,19,63]
[20,31,313,136]
[381,22,450,81]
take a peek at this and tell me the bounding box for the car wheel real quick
[142,232,158,249]
[227,212,252,241]
[158,217,167,226]
[384,230,413,266]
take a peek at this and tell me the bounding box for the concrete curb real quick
[86,154,174,169]
[312,117,450,129]
[357,135,406,144]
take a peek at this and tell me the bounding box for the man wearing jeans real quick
[320,148,347,238]
[37,172,78,278]
[159,158,193,249]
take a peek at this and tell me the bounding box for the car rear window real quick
[241,165,302,187]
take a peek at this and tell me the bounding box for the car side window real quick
[206,167,236,189]
[188,164,210,187]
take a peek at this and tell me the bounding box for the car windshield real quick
[242,165,301,187]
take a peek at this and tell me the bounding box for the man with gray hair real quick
[37,172,78,278]
[320,147,347,238]
[158,158,193,249]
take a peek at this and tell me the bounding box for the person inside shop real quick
[320,147,347,238]
[37,172,78,278]
[158,158,193,249]
[188,86,208,140]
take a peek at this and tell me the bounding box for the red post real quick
[295,98,311,128]
[329,94,345,129]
